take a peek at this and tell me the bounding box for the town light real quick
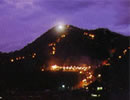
[98,74,101,78]
[97,87,103,91]
[62,84,65,88]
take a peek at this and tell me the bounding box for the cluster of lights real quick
[97,86,103,91]
[48,25,68,56]
[10,56,25,63]
[49,64,94,87]
[49,42,56,55]
[117,48,129,60]
[97,74,101,78]
[91,93,101,98]
[81,72,94,87]
[56,34,66,43]
[84,32,95,39]
[32,53,36,58]
[10,52,37,63]
[102,60,111,66]
[50,65,91,72]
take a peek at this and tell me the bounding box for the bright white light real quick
[91,94,98,97]
[52,65,58,70]
[56,24,65,32]
[62,84,65,88]
[58,25,64,30]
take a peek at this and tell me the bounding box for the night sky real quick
[0,0,130,52]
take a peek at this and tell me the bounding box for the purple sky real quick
[0,0,130,52]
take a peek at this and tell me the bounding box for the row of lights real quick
[10,56,25,63]
[49,33,66,56]
[50,65,91,72]
[49,42,56,55]
[10,53,37,63]
[118,47,129,59]
[84,32,95,39]
[32,53,36,58]
[50,64,94,87]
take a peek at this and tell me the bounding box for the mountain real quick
[0,25,129,72]
[0,25,129,94]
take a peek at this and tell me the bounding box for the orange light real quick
[79,71,83,74]
[102,60,108,65]
[41,68,44,72]
[16,57,19,60]
[33,53,36,56]
[110,49,116,54]
[82,79,87,82]
[10,59,14,62]
[61,34,66,38]
[19,57,21,60]
[52,51,56,55]
[89,34,95,39]
[98,74,101,78]
[32,55,35,58]
[56,38,61,43]
[48,43,53,46]
[105,63,111,66]
[52,47,56,50]
[123,49,127,55]
[118,56,122,59]
[66,25,70,28]
[22,56,25,59]
[88,66,91,69]
[84,32,88,36]
[51,65,58,70]
[128,47,130,49]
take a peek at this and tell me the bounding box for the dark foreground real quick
[0,88,129,100]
